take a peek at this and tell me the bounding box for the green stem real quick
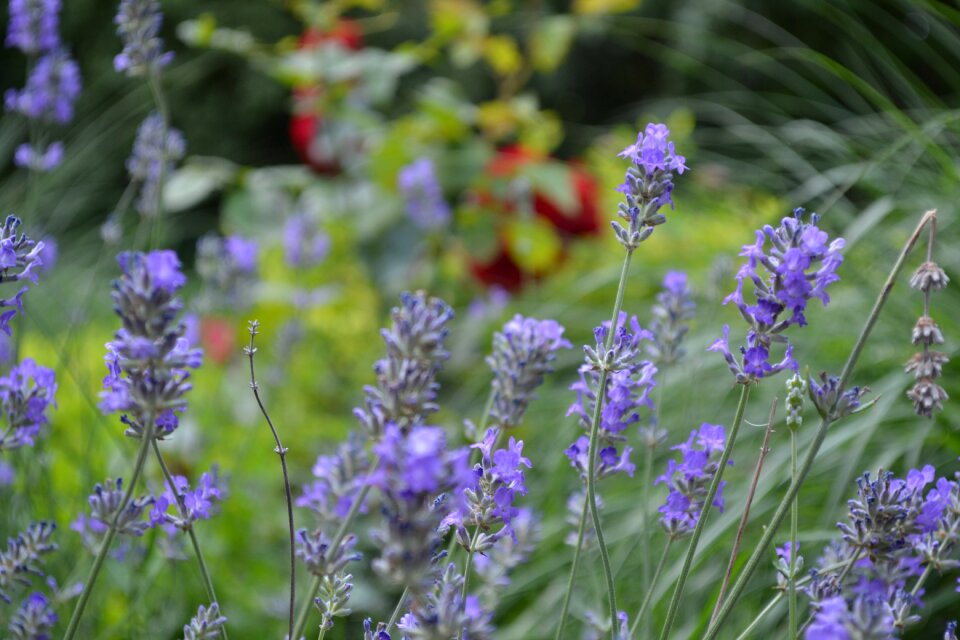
[151,440,228,640]
[556,249,634,638]
[555,489,590,640]
[629,538,674,636]
[293,458,380,640]
[703,209,938,640]
[788,429,798,640]
[658,384,751,640]
[146,72,170,250]
[63,423,155,640]
[386,586,410,631]
[456,528,483,640]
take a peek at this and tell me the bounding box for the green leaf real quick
[530,16,577,73]
[519,161,578,216]
[503,215,562,273]
[163,157,237,213]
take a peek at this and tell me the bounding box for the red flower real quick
[469,145,602,289]
[200,316,236,365]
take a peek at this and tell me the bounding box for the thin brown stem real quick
[711,397,777,624]
[246,321,296,640]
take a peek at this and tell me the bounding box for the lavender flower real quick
[486,314,571,430]
[646,271,695,366]
[370,424,471,592]
[296,530,360,578]
[194,233,258,310]
[398,158,451,230]
[395,563,493,640]
[182,602,227,640]
[283,214,330,268]
[710,208,845,383]
[6,0,60,54]
[353,292,453,438]
[364,619,391,640]
[13,141,63,172]
[805,594,894,640]
[149,469,224,535]
[612,123,687,251]
[566,313,657,481]
[774,540,804,590]
[296,433,370,526]
[8,591,57,639]
[126,112,185,217]
[443,428,532,552]
[100,250,202,439]
[656,424,729,538]
[808,372,868,420]
[0,216,45,334]
[4,48,80,124]
[80,477,154,538]
[0,358,56,452]
[0,522,56,604]
[947,621,958,640]
[113,0,173,77]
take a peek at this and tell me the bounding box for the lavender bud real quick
[114,0,173,77]
[805,595,894,639]
[314,572,354,631]
[127,112,185,217]
[486,314,570,430]
[9,591,57,639]
[85,477,154,537]
[195,234,258,309]
[946,621,958,640]
[296,530,360,577]
[837,471,924,563]
[909,261,949,292]
[912,316,944,346]
[904,351,949,379]
[13,141,63,172]
[182,602,227,640]
[149,469,225,534]
[363,619,391,640]
[396,563,493,640]
[0,522,56,603]
[808,372,867,420]
[785,373,806,431]
[907,380,949,419]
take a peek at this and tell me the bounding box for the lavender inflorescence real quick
[471,508,540,608]
[0,358,56,452]
[100,250,202,439]
[314,572,354,631]
[612,123,687,251]
[566,313,657,481]
[127,112,186,217]
[150,469,224,535]
[82,477,154,538]
[709,208,844,383]
[8,591,57,639]
[353,291,453,438]
[486,314,570,430]
[6,0,60,54]
[906,257,950,418]
[297,434,370,528]
[398,157,451,230]
[0,215,45,335]
[182,602,227,640]
[443,427,531,553]
[808,371,868,420]
[396,563,493,640]
[0,522,56,604]
[646,271,695,366]
[656,423,729,538]
[284,213,330,268]
[113,0,173,77]
[195,234,259,309]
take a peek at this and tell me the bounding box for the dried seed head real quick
[912,316,944,346]
[910,261,949,292]
[907,380,949,418]
[904,351,949,380]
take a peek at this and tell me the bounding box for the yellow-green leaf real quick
[530,16,576,72]
[503,216,562,274]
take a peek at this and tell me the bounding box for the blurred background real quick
[1,0,958,638]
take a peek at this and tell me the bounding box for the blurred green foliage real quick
[1,0,959,638]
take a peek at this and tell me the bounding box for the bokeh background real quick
[1,0,959,638]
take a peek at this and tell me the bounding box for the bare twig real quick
[711,397,778,624]
[245,320,296,640]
